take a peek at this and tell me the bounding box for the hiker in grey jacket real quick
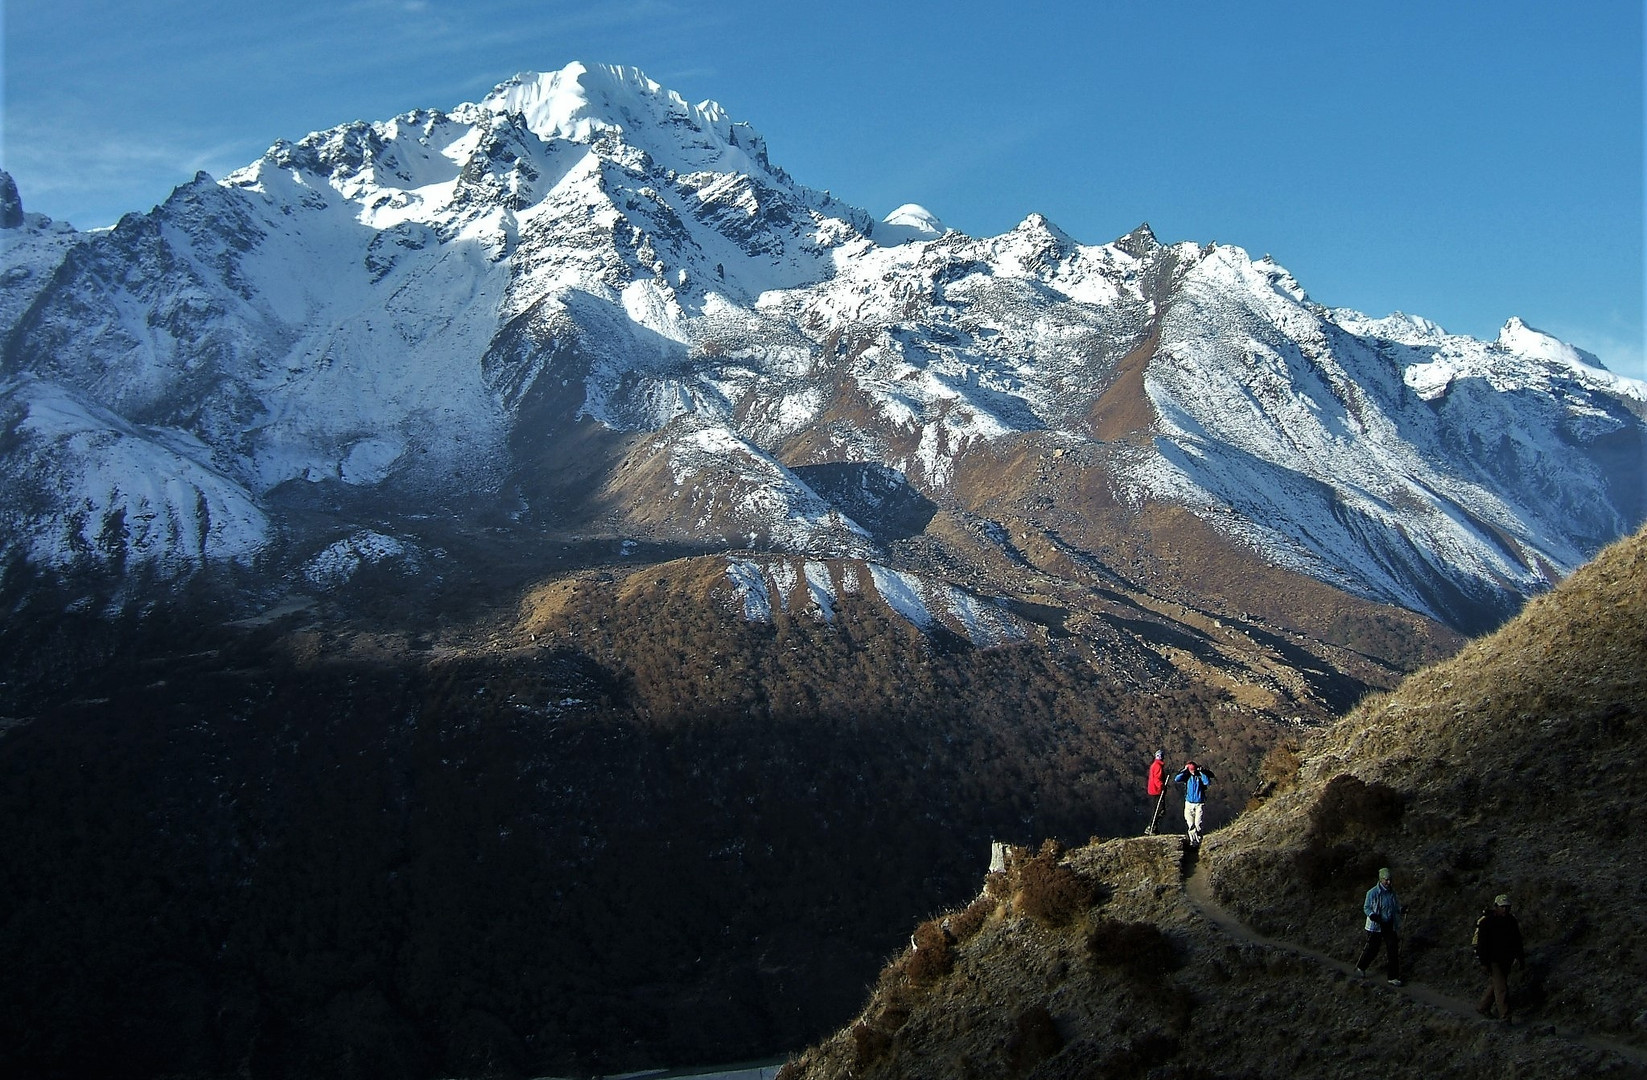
[1355,867,1404,985]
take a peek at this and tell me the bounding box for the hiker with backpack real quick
[1144,750,1168,835]
[1355,867,1404,985]
[1171,761,1214,845]
[1473,894,1524,1022]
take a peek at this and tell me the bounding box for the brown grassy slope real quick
[1203,521,1647,1040]
[781,836,1625,1080]
[779,526,1646,1080]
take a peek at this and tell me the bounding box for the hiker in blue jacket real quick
[1356,867,1404,985]
[1172,761,1214,845]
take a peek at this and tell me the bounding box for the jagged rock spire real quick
[0,171,23,229]
[1114,222,1159,259]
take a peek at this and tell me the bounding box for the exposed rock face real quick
[0,171,22,229]
[0,62,1641,637]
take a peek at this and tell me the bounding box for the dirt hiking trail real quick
[1181,858,1647,1069]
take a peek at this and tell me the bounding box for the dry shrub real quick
[1017,852,1098,927]
[906,918,955,984]
[945,894,995,942]
[985,871,1012,899]
[852,1021,893,1070]
[1245,739,1302,809]
[1006,1005,1063,1074]
[1086,917,1180,979]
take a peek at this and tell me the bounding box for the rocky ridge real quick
[0,61,1641,640]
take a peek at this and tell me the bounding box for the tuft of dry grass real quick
[1244,738,1302,810]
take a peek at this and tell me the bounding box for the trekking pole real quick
[1145,788,1167,835]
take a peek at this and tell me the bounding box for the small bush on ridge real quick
[1016,851,1098,927]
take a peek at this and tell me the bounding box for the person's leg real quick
[1490,962,1510,1019]
[1355,931,1381,973]
[1185,802,1203,844]
[1385,932,1401,982]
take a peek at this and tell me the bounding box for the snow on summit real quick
[1495,316,1605,371]
[474,63,781,181]
[874,204,947,244]
[0,63,1640,632]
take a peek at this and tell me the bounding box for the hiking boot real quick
[1476,1005,1493,1019]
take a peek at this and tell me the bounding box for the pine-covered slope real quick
[780,524,1647,1079]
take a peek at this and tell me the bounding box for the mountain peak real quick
[1113,221,1159,258]
[1015,212,1069,238]
[1496,316,1604,371]
[873,203,947,244]
[475,62,778,179]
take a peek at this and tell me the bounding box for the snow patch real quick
[867,564,935,629]
[725,558,774,622]
[2,380,268,574]
[303,531,409,589]
[804,561,836,622]
[874,203,947,245]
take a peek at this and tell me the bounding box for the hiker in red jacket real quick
[1144,750,1168,834]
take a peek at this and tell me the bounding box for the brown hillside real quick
[1206,520,1647,1040]
[779,525,1647,1079]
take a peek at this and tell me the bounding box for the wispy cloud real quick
[1555,326,1647,381]
[4,111,265,227]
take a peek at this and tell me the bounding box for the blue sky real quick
[4,1,1642,375]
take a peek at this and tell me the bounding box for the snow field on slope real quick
[666,424,873,555]
[4,59,1641,614]
[303,530,412,590]
[724,556,1027,646]
[4,380,269,570]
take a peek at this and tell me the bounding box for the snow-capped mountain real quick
[2,61,1641,632]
